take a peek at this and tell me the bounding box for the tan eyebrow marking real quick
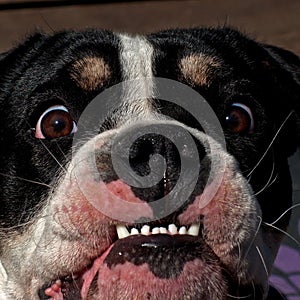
[70,56,111,91]
[179,54,221,86]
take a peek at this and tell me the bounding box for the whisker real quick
[0,172,51,188]
[253,157,278,196]
[242,216,263,263]
[67,156,91,188]
[255,245,269,278]
[254,174,278,196]
[0,219,35,232]
[39,139,67,172]
[226,279,254,299]
[71,272,81,291]
[226,293,252,299]
[54,140,68,160]
[250,282,256,300]
[268,203,300,225]
[263,222,300,245]
[237,241,242,265]
[266,173,278,188]
[41,15,55,32]
[247,111,293,179]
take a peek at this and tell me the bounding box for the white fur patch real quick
[118,34,154,115]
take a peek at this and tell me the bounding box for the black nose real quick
[113,123,206,205]
[127,132,181,205]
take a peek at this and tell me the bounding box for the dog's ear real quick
[263,44,300,87]
[263,44,300,101]
[262,44,300,153]
[0,49,13,76]
[0,50,10,61]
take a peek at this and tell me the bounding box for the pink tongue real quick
[81,244,114,299]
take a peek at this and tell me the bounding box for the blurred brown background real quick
[0,0,299,241]
[0,0,300,54]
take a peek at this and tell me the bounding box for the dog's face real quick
[0,28,299,300]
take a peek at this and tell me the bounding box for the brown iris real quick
[41,109,74,139]
[225,104,254,134]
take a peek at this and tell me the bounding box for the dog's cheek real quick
[179,165,257,248]
[177,152,273,291]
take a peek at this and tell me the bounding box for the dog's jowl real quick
[0,27,299,299]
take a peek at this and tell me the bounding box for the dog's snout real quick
[92,122,208,210]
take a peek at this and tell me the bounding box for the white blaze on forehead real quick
[118,34,154,114]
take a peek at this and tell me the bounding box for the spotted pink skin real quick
[92,259,226,300]
[50,176,154,257]
[55,178,154,233]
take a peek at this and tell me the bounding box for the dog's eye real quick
[225,103,254,134]
[35,105,77,139]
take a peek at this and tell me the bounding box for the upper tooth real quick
[118,223,201,238]
[141,225,150,235]
[116,225,130,239]
[168,224,178,235]
[160,227,168,234]
[130,228,139,235]
[187,224,200,236]
[152,227,160,234]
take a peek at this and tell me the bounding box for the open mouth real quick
[42,222,206,299]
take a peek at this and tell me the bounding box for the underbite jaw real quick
[116,223,201,239]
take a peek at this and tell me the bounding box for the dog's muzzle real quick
[5,120,266,300]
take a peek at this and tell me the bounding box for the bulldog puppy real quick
[0,27,299,299]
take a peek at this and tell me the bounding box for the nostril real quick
[128,134,180,178]
[129,135,158,177]
[128,132,181,205]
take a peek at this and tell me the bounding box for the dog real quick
[0,27,299,299]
